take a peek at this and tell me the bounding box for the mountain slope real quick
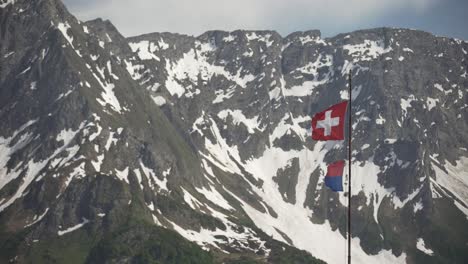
[0,1,323,263]
[1,0,468,263]
[121,27,468,263]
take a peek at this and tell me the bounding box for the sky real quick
[63,0,468,40]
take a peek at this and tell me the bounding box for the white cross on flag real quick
[311,101,348,141]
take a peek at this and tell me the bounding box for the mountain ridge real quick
[1,0,468,263]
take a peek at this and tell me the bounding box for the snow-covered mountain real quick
[1,0,467,263]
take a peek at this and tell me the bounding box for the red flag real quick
[312,101,348,141]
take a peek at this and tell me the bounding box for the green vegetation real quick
[422,198,468,263]
[85,223,214,264]
[0,228,27,263]
[267,243,326,264]
[223,256,262,264]
[25,231,97,264]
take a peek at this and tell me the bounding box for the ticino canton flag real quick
[311,101,348,141]
[311,101,348,192]
[325,160,345,192]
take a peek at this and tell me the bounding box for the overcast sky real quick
[63,0,468,40]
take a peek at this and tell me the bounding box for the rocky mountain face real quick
[1,0,468,263]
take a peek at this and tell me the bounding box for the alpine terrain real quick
[1,0,468,263]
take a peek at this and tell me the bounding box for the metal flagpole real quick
[347,70,352,264]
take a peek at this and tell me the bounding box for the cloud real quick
[64,0,440,37]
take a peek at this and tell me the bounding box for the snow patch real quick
[284,55,334,97]
[431,157,468,218]
[105,132,117,150]
[181,188,203,210]
[158,39,169,50]
[246,32,274,46]
[213,85,237,104]
[426,97,439,111]
[115,167,129,183]
[24,208,49,228]
[416,238,434,256]
[124,60,145,80]
[88,122,102,142]
[86,64,122,113]
[343,40,392,62]
[400,95,416,118]
[55,89,73,101]
[91,154,104,172]
[196,186,234,211]
[57,22,74,46]
[129,40,160,61]
[218,110,261,134]
[165,202,267,254]
[58,218,90,236]
[0,0,15,8]
[133,169,144,190]
[434,83,444,92]
[376,114,386,125]
[413,200,423,213]
[151,95,166,106]
[299,35,327,45]
[200,119,243,175]
[165,42,254,97]
[0,119,38,191]
[140,161,168,192]
[223,34,235,42]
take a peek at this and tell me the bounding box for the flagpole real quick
[347,70,352,264]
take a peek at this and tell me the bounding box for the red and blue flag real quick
[324,160,345,192]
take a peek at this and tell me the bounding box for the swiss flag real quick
[311,101,348,141]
